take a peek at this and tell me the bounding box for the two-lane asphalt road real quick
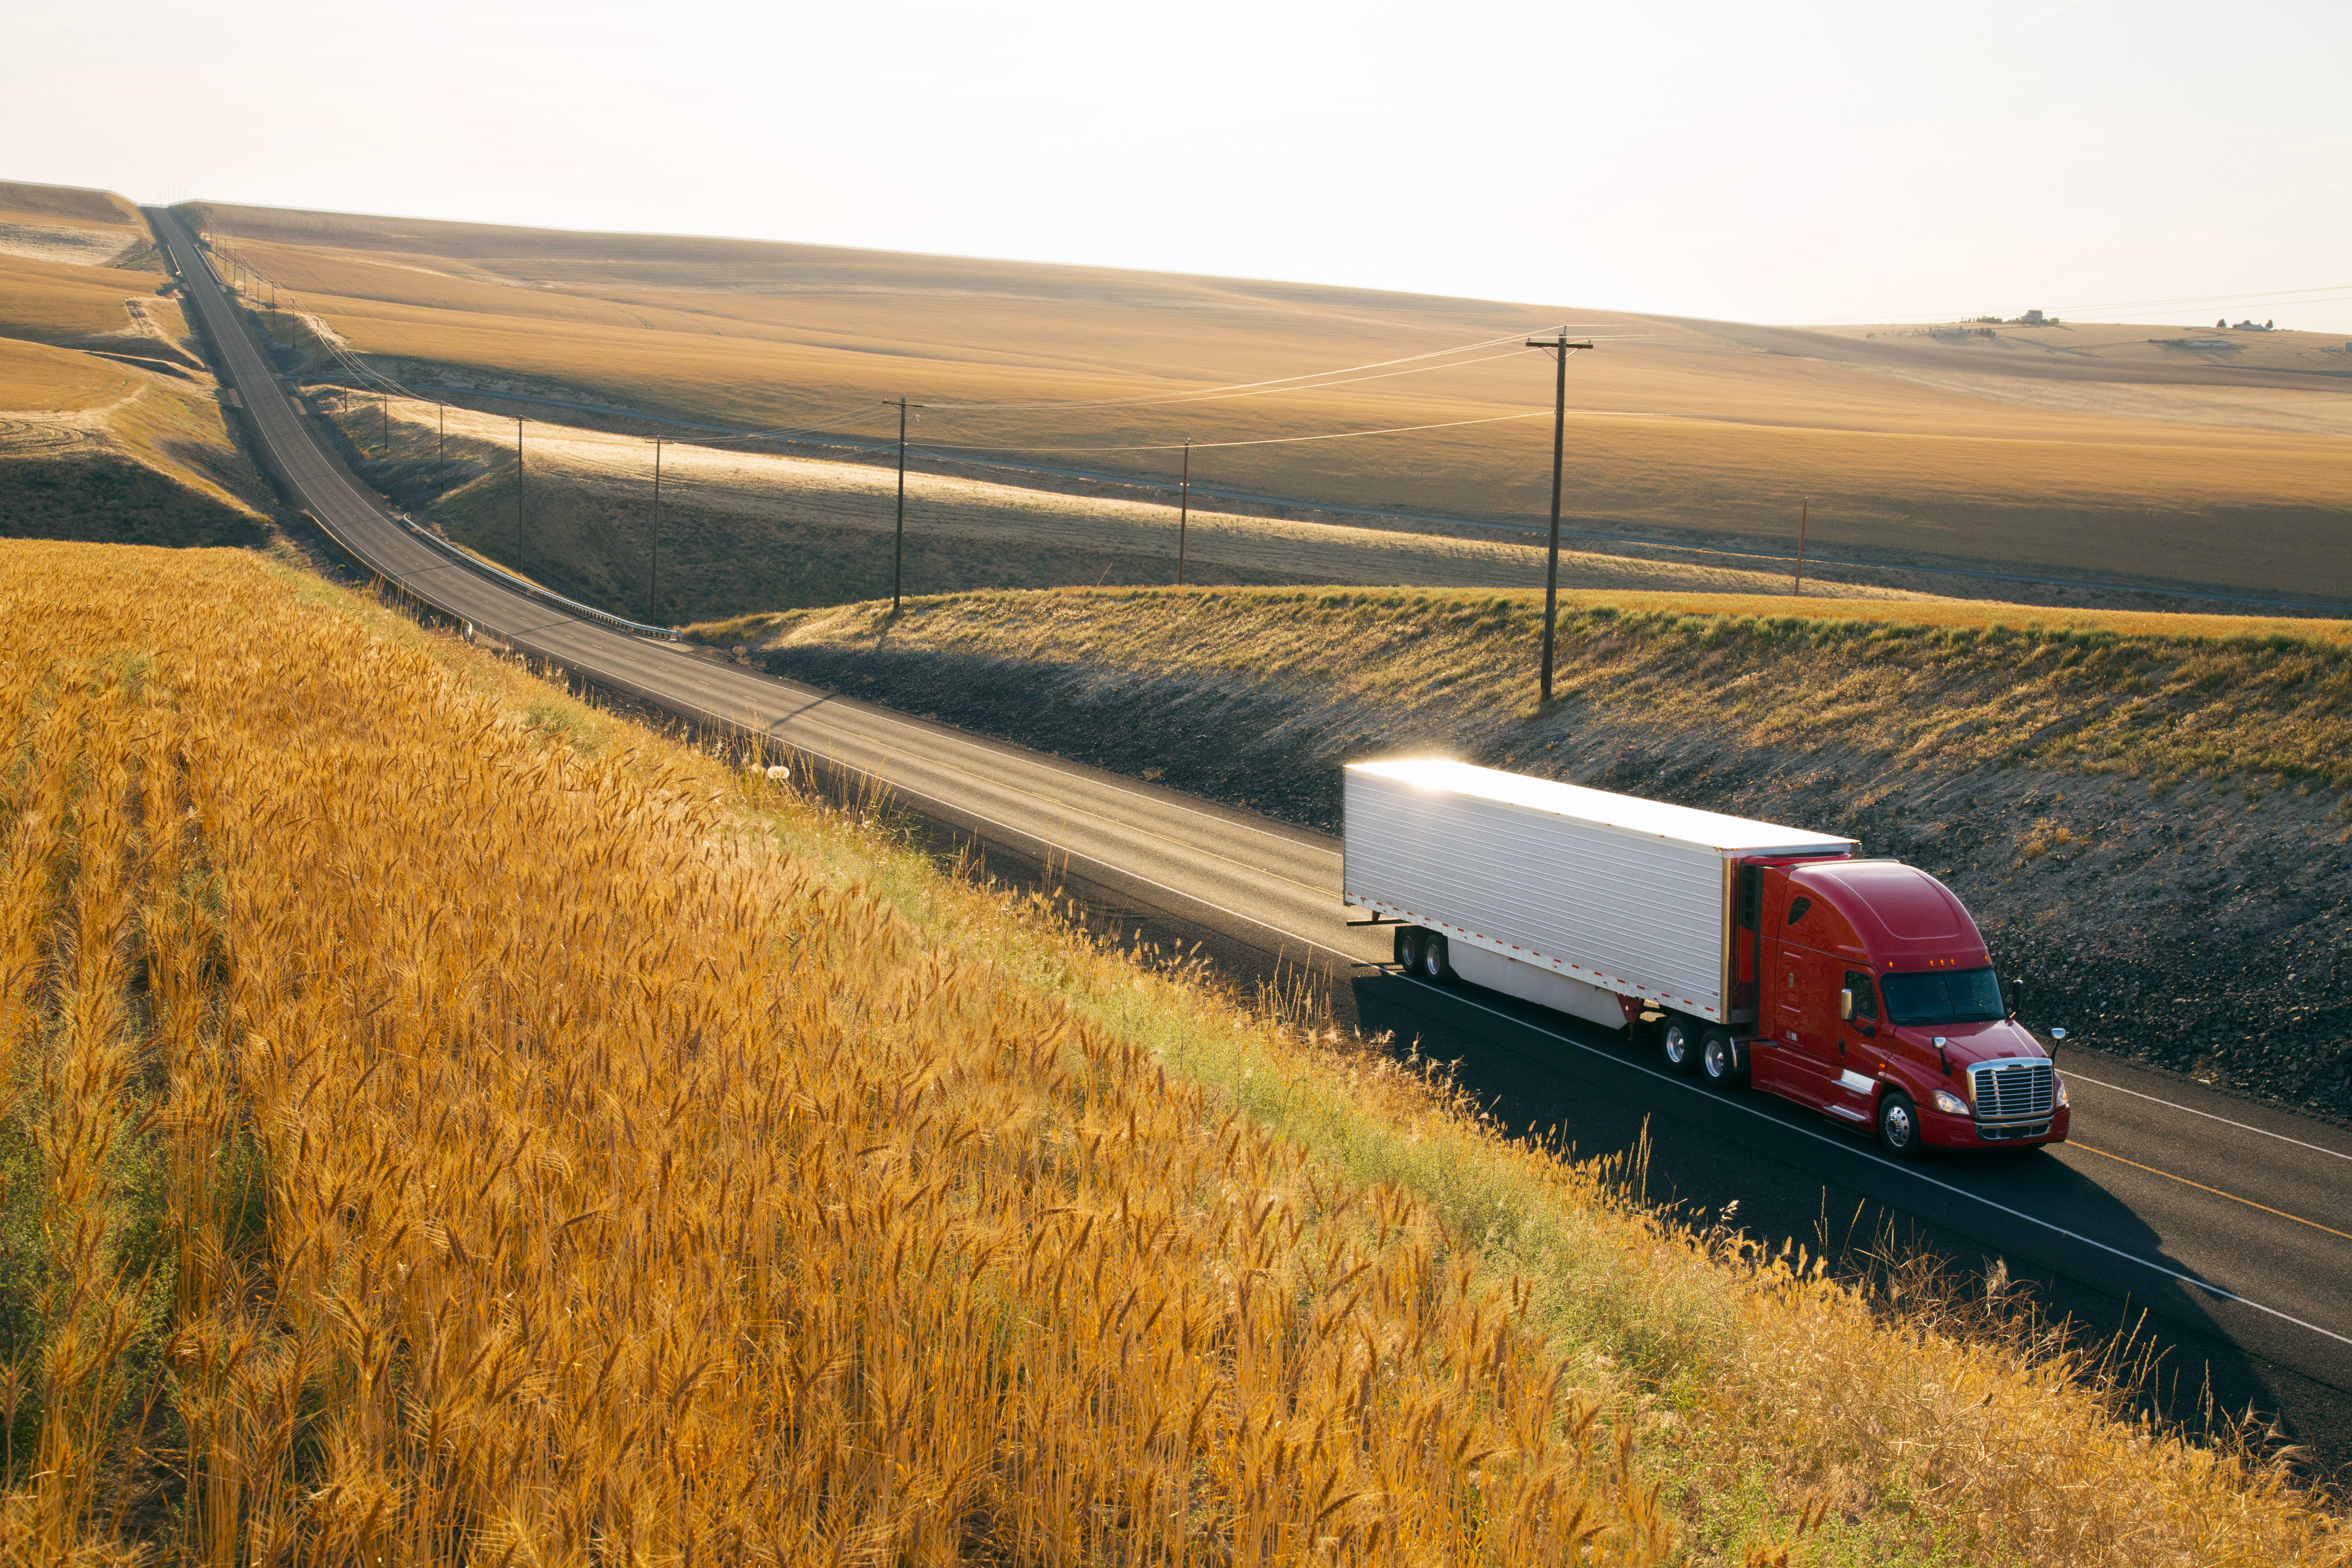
[150,208,2352,1465]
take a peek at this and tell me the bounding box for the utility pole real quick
[380,394,388,457]
[437,404,445,501]
[515,416,524,573]
[1792,497,1810,597]
[1177,437,1191,586]
[1526,329,1595,706]
[887,397,918,614]
[650,436,662,625]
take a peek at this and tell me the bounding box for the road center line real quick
[2071,1142,2352,1243]
[2064,1072,2352,1163]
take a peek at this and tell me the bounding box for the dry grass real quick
[2,540,2344,1564]
[191,200,2352,603]
[720,585,2352,792]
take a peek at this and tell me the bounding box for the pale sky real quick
[8,0,2350,332]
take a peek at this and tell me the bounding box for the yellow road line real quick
[2072,1142,2352,1243]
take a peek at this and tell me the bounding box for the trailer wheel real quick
[1699,1027,1744,1087]
[1661,1017,1701,1075]
[1419,933,1453,983]
[1877,1090,1925,1159]
[1392,925,1422,969]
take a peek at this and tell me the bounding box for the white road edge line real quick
[1400,977,2352,1352]
[2064,1072,2352,1164]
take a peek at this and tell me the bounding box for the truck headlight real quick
[1931,1089,1969,1117]
[2055,1075,2068,1108]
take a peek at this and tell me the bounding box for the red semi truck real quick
[1342,759,2068,1155]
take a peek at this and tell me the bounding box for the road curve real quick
[149,208,2352,1465]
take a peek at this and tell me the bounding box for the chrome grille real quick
[1971,1059,2055,1122]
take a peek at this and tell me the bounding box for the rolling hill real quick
[0,183,270,547]
[185,198,2352,610]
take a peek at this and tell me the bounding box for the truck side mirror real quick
[2006,980,2025,1021]
[1839,989,1854,1022]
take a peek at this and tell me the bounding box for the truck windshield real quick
[1881,967,2004,1025]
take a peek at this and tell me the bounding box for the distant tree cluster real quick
[1961,310,2063,326]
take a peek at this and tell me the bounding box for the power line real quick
[907,408,1554,456]
[1075,345,1541,409]
[914,328,1550,411]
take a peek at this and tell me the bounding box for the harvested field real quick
[0,335,139,412]
[0,251,201,376]
[731,586,2352,1116]
[4,538,2342,1564]
[191,199,2352,607]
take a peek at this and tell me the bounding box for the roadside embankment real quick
[724,586,2352,1118]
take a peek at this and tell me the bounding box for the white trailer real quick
[1342,759,1854,1029]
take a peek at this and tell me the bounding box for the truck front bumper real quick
[1923,1105,2070,1149]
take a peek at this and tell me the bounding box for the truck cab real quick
[1736,857,2068,1154]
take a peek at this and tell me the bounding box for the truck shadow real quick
[1346,968,2339,1471]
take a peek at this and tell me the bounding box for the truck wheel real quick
[1661,1017,1701,1075]
[1392,925,1422,968]
[1700,1027,1744,1087]
[1419,933,1453,983]
[1877,1090,1925,1159]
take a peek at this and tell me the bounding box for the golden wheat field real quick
[188,200,2352,603]
[3,540,2346,1565]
